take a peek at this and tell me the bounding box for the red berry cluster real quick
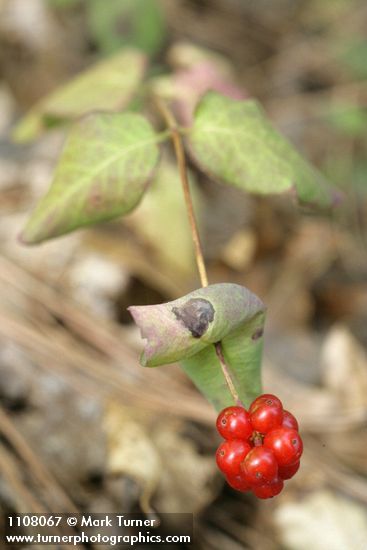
[215,394,303,499]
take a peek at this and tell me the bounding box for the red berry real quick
[264,428,303,467]
[241,447,278,486]
[249,394,283,434]
[249,394,283,412]
[278,460,300,480]
[252,477,284,499]
[282,410,299,431]
[226,473,251,492]
[216,439,251,476]
[216,406,253,441]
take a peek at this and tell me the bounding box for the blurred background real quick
[0,0,367,548]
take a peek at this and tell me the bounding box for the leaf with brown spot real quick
[129,283,266,410]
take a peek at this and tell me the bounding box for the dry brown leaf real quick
[220,229,256,271]
[152,421,218,514]
[275,490,367,550]
[321,325,367,409]
[104,401,161,513]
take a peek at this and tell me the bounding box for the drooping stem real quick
[154,98,208,288]
[155,98,241,404]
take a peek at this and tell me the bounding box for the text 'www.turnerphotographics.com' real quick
[4,513,193,546]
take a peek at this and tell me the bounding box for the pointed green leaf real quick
[21,112,163,244]
[129,283,265,410]
[13,49,146,142]
[188,91,340,208]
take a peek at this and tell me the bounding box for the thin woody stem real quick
[155,97,240,404]
[214,343,241,405]
[154,98,208,287]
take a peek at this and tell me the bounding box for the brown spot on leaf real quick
[172,298,214,338]
[252,328,264,341]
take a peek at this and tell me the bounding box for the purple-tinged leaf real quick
[129,283,265,410]
[21,112,164,244]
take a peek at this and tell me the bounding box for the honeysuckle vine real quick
[152,96,243,405]
[16,46,341,411]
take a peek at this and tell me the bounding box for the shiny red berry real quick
[264,428,303,467]
[216,439,251,477]
[252,477,284,499]
[278,460,300,480]
[249,394,283,434]
[216,406,253,441]
[226,473,251,492]
[241,447,278,486]
[250,394,283,412]
[282,410,299,431]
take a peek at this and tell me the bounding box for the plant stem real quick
[154,98,208,287]
[214,342,241,405]
[155,98,241,404]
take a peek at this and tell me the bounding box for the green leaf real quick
[20,112,163,244]
[87,0,165,56]
[13,49,146,142]
[188,91,339,208]
[129,283,265,410]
